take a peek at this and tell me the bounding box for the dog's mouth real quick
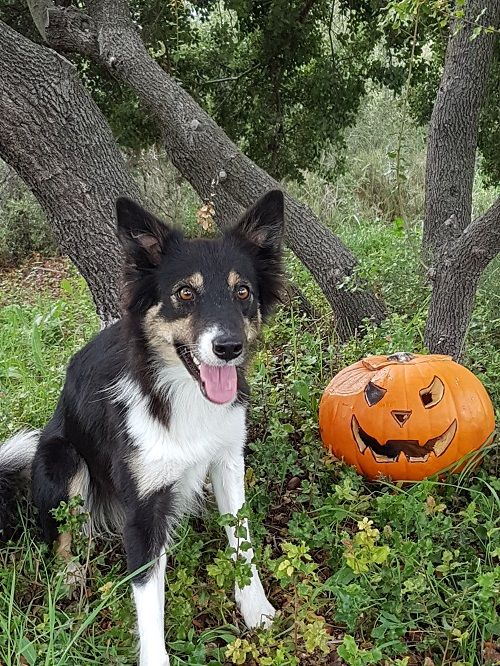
[175,344,238,405]
[351,415,457,463]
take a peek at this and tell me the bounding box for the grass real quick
[0,91,499,665]
[0,253,498,665]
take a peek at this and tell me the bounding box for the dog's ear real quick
[232,190,285,256]
[230,190,285,319]
[116,197,170,267]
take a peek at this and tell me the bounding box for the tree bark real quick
[423,0,500,360]
[34,0,385,340]
[424,197,500,359]
[423,0,500,257]
[0,19,141,325]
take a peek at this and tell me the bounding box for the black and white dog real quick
[0,190,285,665]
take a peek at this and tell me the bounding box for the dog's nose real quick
[212,337,243,361]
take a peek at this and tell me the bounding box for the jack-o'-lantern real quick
[319,352,495,481]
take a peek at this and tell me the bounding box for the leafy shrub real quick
[0,166,54,268]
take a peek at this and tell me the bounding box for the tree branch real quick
[454,196,500,268]
[0,18,141,324]
[423,0,500,257]
[424,196,500,360]
[28,1,100,57]
[26,0,53,41]
[202,64,260,86]
[32,0,385,339]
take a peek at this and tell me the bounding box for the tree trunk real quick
[423,0,500,360]
[423,0,500,257]
[0,19,141,325]
[424,198,500,359]
[34,0,385,340]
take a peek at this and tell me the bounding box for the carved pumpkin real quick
[319,352,495,481]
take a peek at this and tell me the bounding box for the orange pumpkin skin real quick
[319,353,495,481]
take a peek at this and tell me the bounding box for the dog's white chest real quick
[117,370,246,497]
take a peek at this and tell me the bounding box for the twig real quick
[202,63,259,86]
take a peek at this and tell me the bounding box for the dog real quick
[0,190,285,666]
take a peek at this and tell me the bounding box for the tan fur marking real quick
[228,270,241,289]
[171,273,204,298]
[143,302,193,363]
[244,307,262,343]
[187,272,204,290]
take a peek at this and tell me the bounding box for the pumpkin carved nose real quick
[392,410,412,427]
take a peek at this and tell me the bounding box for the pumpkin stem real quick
[387,352,415,363]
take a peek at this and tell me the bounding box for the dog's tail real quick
[0,430,39,535]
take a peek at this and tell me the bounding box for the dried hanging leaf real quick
[196,202,215,232]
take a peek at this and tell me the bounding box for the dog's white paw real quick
[236,579,276,629]
[241,596,276,629]
[139,652,170,666]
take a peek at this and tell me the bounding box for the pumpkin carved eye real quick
[364,381,387,406]
[419,376,445,408]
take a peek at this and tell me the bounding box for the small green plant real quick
[0,188,54,268]
[50,495,89,559]
[207,509,253,591]
[338,634,383,666]
[225,637,259,664]
[343,518,391,573]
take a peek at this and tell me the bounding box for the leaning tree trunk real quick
[423,0,500,360]
[29,0,385,340]
[0,20,141,325]
[425,198,500,359]
[423,0,500,256]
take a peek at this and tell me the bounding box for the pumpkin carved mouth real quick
[351,416,457,463]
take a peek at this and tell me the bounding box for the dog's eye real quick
[178,287,195,301]
[236,285,250,300]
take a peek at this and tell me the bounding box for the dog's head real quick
[116,191,285,405]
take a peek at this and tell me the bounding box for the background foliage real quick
[0,0,498,184]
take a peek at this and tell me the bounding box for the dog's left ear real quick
[116,197,170,267]
[232,190,285,256]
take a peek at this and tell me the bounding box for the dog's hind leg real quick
[32,426,90,596]
[31,420,88,544]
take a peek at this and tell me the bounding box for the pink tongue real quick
[199,364,238,404]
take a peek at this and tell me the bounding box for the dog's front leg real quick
[123,495,172,666]
[210,453,276,629]
[130,552,169,666]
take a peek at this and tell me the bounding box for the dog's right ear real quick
[116,197,170,267]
